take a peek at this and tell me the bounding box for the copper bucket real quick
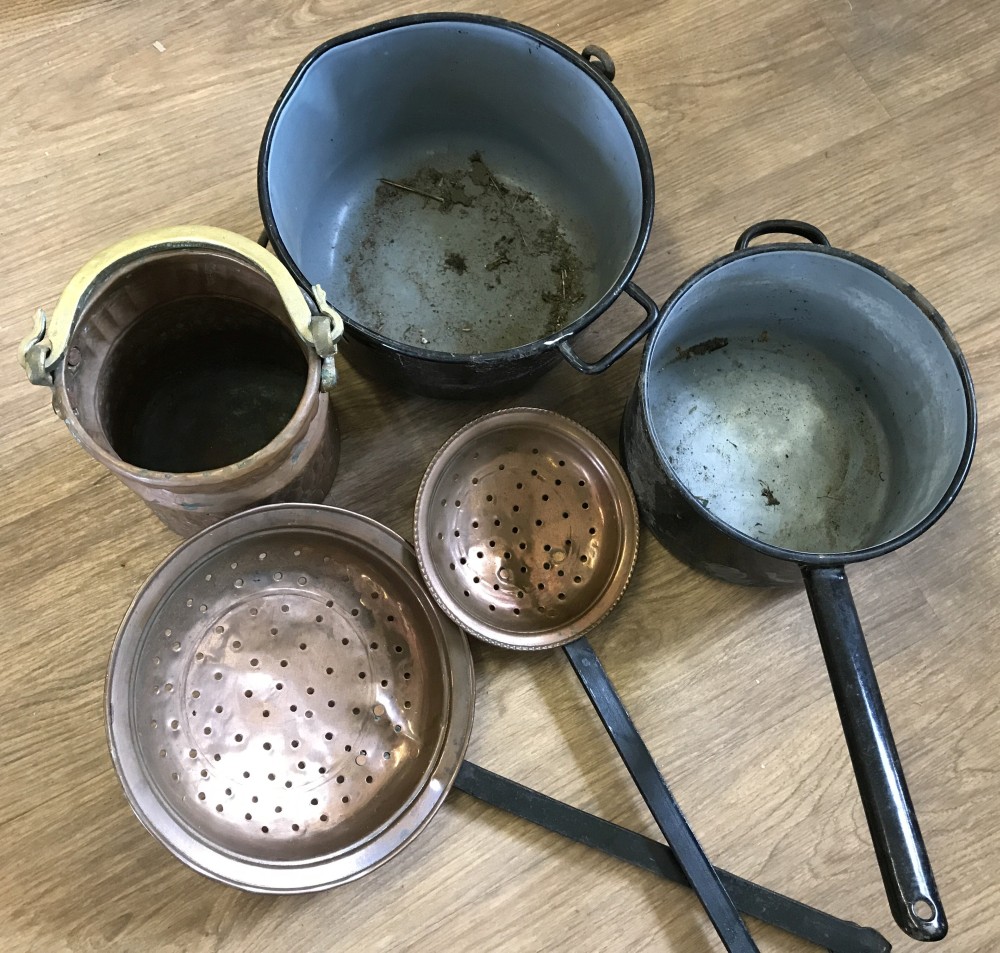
[19,227,344,535]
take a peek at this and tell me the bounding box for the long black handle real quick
[453,761,892,953]
[803,565,946,941]
[563,637,759,952]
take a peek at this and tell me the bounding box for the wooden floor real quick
[2,1,998,951]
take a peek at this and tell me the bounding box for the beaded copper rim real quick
[106,504,474,892]
[415,408,639,650]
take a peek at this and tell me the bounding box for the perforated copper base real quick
[106,504,474,892]
[415,408,638,650]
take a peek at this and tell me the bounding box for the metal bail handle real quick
[20,226,344,389]
[257,229,342,392]
[308,284,344,392]
[19,308,52,385]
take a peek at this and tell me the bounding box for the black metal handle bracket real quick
[734,219,831,251]
[557,281,659,375]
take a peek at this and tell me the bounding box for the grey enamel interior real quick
[266,21,644,354]
[644,250,969,555]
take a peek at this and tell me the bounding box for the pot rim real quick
[53,233,325,490]
[637,240,978,567]
[413,406,640,651]
[257,11,655,366]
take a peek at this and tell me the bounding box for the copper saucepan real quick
[415,408,758,952]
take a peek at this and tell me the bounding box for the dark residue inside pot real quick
[100,296,306,473]
[673,337,729,361]
[343,152,592,353]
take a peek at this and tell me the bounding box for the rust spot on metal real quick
[674,337,729,361]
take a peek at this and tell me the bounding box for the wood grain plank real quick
[816,0,1000,117]
[2,1,998,951]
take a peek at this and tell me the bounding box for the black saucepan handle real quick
[563,637,759,953]
[557,281,659,375]
[734,219,831,251]
[803,565,946,942]
[453,761,892,953]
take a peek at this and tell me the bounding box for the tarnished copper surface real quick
[106,504,474,892]
[415,408,638,650]
[43,232,341,536]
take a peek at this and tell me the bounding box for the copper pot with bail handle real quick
[19,226,346,536]
[621,219,977,941]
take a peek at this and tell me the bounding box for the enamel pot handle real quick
[803,565,947,942]
[735,219,831,250]
[557,281,658,375]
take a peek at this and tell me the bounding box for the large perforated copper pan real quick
[106,504,474,892]
[414,408,759,951]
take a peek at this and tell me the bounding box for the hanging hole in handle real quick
[911,897,937,922]
[581,45,615,82]
[734,219,831,252]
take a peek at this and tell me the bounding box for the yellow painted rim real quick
[41,225,316,369]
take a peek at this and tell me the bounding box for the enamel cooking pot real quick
[622,220,976,941]
[259,13,656,398]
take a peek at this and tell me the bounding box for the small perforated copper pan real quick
[106,503,474,893]
[414,407,637,648]
[415,408,759,951]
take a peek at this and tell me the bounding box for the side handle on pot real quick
[557,281,658,375]
[307,284,344,391]
[735,220,831,251]
[581,45,615,81]
[20,308,55,386]
[802,565,947,942]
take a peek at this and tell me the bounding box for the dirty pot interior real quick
[262,18,646,354]
[644,249,970,555]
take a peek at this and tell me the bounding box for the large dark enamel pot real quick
[259,13,655,398]
[621,220,977,942]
